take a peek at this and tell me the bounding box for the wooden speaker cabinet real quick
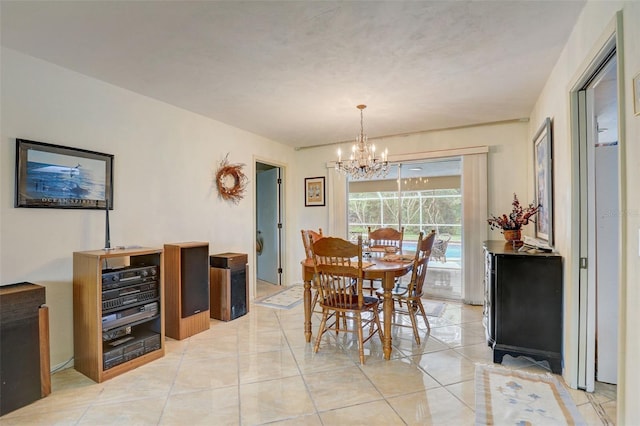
[0,282,50,416]
[209,253,248,321]
[164,242,210,340]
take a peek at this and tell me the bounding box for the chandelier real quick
[335,104,389,179]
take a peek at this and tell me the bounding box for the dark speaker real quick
[229,266,247,320]
[210,253,248,321]
[180,245,209,318]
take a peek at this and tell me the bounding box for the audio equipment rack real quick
[73,247,164,383]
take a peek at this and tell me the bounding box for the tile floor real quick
[0,283,616,425]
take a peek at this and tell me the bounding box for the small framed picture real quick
[304,176,325,207]
[634,71,640,116]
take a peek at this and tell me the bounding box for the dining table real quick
[301,251,414,360]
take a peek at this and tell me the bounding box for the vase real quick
[503,229,522,242]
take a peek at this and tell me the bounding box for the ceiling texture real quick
[1,1,586,149]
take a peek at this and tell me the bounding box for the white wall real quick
[528,1,640,422]
[0,48,296,368]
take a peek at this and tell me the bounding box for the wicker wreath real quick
[215,154,248,204]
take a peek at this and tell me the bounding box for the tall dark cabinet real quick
[483,241,563,374]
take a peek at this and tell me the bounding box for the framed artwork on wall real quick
[304,176,325,207]
[15,139,114,209]
[533,118,553,245]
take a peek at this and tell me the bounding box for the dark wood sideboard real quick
[483,241,563,374]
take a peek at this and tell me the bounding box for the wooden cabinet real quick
[0,283,50,415]
[483,241,563,374]
[73,247,164,383]
[164,242,210,340]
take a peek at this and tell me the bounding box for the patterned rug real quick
[475,364,585,425]
[254,285,304,310]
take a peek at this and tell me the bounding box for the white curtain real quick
[461,152,488,305]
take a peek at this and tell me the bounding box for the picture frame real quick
[15,138,114,209]
[304,176,325,207]
[533,118,553,245]
[634,71,640,116]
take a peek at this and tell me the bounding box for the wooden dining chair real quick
[301,228,324,312]
[365,226,405,295]
[376,229,436,344]
[310,236,384,364]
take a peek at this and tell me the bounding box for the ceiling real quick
[0,1,586,149]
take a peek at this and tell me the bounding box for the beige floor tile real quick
[453,342,494,364]
[236,329,291,354]
[428,324,486,348]
[602,399,617,424]
[170,354,238,394]
[78,396,166,425]
[319,400,405,425]
[445,379,476,409]
[267,413,323,425]
[303,365,383,411]
[388,387,475,426]
[160,387,239,426]
[238,349,299,384]
[239,376,316,425]
[0,408,86,425]
[577,401,605,425]
[360,357,440,398]
[412,349,477,385]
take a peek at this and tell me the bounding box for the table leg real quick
[303,274,312,343]
[382,271,394,360]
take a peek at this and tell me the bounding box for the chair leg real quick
[373,306,384,342]
[415,299,431,332]
[356,312,366,364]
[407,301,421,345]
[314,309,330,354]
[311,290,319,312]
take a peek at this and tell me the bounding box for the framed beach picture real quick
[15,138,114,209]
[304,176,325,207]
[533,118,553,245]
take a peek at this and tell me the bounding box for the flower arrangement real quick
[487,193,540,231]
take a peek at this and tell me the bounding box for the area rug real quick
[423,300,446,317]
[254,285,304,310]
[475,364,585,425]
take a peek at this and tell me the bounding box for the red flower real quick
[487,193,540,231]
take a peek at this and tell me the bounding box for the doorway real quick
[255,161,283,286]
[575,42,620,390]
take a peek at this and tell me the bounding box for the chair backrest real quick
[301,228,324,259]
[406,229,437,296]
[368,226,404,251]
[310,236,365,309]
